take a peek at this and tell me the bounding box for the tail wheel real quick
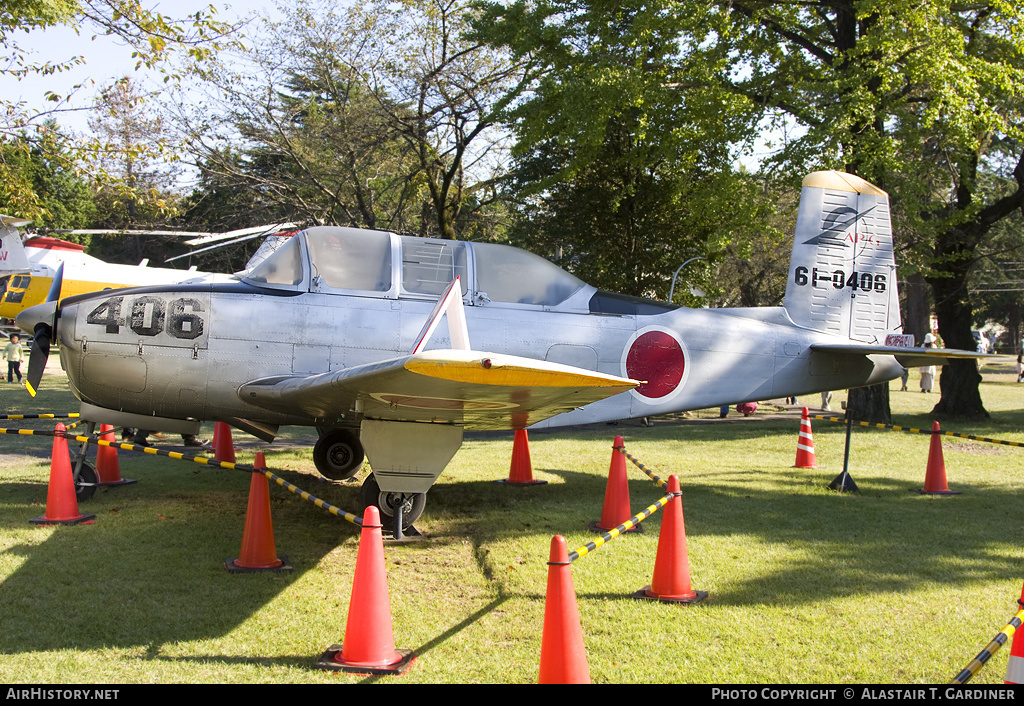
[359,473,425,530]
[313,429,364,481]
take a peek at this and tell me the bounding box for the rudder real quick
[783,171,901,343]
[0,215,31,275]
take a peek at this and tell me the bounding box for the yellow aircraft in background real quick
[0,216,296,320]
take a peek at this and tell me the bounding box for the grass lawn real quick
[0,356,1022,683]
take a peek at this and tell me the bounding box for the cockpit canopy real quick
[244,227,589,308]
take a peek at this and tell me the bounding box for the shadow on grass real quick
[432,425,1024,611]
[0,455,360,656]
[133,595,512,683]
[1,412,1022,661]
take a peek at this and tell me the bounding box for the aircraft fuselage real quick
[53,280,902,431]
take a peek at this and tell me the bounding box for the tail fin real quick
[782,171,901,343]
[0,215,31,275]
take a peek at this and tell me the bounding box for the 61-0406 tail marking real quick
[793,267,888,293]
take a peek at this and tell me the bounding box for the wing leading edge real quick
[238,349,639,430]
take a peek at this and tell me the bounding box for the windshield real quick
[244,234,304,287]
[243,228,588,307]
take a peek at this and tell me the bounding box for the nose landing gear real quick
[359,473,425,540]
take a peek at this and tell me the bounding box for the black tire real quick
[359,473,425,530]
[313,428,364,481]
[75,460,97,502]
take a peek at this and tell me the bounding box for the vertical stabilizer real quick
[0,215,31,275]
[783,171,901,343]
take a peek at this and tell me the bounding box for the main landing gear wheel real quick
[313,429,364,481]
[74,460,98,502]
[359,473,425,532]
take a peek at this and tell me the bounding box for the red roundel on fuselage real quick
[626,330,685,399]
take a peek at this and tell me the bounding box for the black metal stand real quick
[828,401,860,493]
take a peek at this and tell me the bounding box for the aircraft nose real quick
[15,300,57,336]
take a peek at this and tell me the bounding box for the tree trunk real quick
[902,272,930,345]
[928,232,989,419]
[847,383,891,425]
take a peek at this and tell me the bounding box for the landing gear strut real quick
[359,473,425,539]
[73,460,97,502]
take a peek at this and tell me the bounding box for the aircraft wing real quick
[811,343,990,368]
[238,349,639,430]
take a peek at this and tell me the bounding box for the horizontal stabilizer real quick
[239,350,639,430]
[811,343,990,368]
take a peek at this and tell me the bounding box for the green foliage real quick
[0,124,97,242]
[474,1,768,299]
[179,0,526,240]
[970,209,1024,352]
[476,0,1024,414]
[87,77,181,230]
[0,1,239,231]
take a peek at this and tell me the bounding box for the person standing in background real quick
[4,334,23,385]
[920,334,937,393]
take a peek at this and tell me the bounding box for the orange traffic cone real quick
[226,453,291,573]
[920,422,960,495]
[793,407,817,468]
[538,535,590,684]
[30,424,96,526]
[633,474,707,604]
[1005,583,1024,684]
[498,429,547,486]
[316,505,416,675]
[213,422,236,464]
[95,424,135,487]
[590,436,640,533]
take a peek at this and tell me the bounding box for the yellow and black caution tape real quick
[569,491,674,562]
[262,470,362,526]
[565,442,681,562]
[0,426,54,437]
[618,444,669,489]
[950,606,1024,684]
[811,414,1024,449]
[0,423,363,526]
[0,420,85,438]
[67,432,364,527]
[0,413,79,420]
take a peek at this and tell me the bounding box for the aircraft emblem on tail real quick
[802,205,878,249]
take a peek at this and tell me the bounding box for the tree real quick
[969,208,1024,354]
[701,2,1024,420]
[474,0,1024,419]
[474,1,769,298]
[709,178,798,308]
[178,0,533,239]
[88,78,178,223]
[0,123,97,239]
[178,36,424,232]
[359,0,537,239]
[86,77,184,263]
[0,1,238,218]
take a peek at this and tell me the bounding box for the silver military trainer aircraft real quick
[16,171,979,533]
